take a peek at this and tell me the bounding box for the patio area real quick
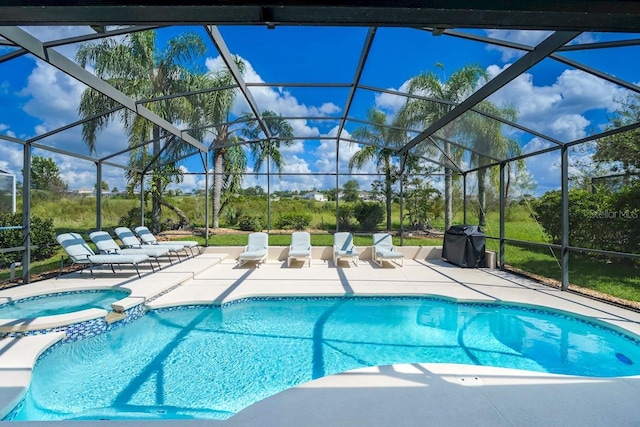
[1,249,640,426]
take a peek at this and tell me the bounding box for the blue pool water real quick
[6,297,640,421]
[0,290,129,318]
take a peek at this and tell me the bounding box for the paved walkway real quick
[1,252,640,426]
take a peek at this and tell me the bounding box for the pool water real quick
[0,290,129,318]
[7,297,640,421]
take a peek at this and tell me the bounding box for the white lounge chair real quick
[372,233,404,267]
[287,231,311,267]
[134,226,200,256]
[89,230,173,268]
[238,232,268,268]
[115,226,189,261]
[333,232,359,267]
[56,232,151,279]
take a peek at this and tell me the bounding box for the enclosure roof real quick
[2,1,640,31]
[0,1,638,191]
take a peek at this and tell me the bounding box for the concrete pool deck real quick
[1,249,640,426]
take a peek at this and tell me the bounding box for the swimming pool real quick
[6,296,640,421]
[0,290,129,319]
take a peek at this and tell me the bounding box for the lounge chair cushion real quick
[89,230,170,258]
[58,233,150,265]
[84,253,149,265]
[335,249,359,257]
[238,232,268,267]
[375,249,405,259]
[333,232,359,267]
[114,227,143,248]
[289,248,311,257]
[239,249,267,259]
[134,226,198,248]
[334,232,359,256]
[289,231,311,257]
[372,233,404,266]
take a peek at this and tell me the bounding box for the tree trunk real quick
[385,156,392,231]
[504,162,512,206]
[444,141,453,231]
[151,126,162,233]
[212,148,223,229]
[160,198,190,229]
[478,167,487,226]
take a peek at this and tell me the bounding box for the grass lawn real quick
[2,196,639,304]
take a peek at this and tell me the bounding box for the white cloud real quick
[520,138,567,194]
[19,60,84,128]
[488,65,626,142]
[309,125,383,190]
[484,30,553,62]
[0,142,23,177]
[166,165,207,193]
[374,80,412,113]
[205,56,338,138]
[483,31,596,64]
[280,140,305,154]
[20,26,95,60]
[12,57,140,190]
[318,103,341,115]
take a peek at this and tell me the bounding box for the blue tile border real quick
[0,301,146,343]
[151,295,640,346]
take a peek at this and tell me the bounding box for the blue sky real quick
[0,25,636,197]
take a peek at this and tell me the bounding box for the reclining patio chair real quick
[238,232,268,268]
[372,233,404,267]
[134,226,200,256]
[89,230,173,269]
[287,231,311,267]
[115,227,188,261]
[56,232,151,279]
[333,232,359,267]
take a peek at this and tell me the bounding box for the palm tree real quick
[191,59,247,229]
[76,30,206,232]
[349,108,403,231]
[398,64,488,231]
[241,110,295,175]
[241,110,294,230]
[460,101,519,226]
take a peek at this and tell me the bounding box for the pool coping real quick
[0,253,228,334]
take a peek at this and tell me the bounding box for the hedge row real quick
[532,184,640,255]
[0,213,57,268]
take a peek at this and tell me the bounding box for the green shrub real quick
[223,206,243,227]
[118,207,152,230]
[353,202,385,230]
[238,215,264,231]
[532,184,639,254]
[275,213,311,230]
[0,212,56,268]
[337,204,354,230]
